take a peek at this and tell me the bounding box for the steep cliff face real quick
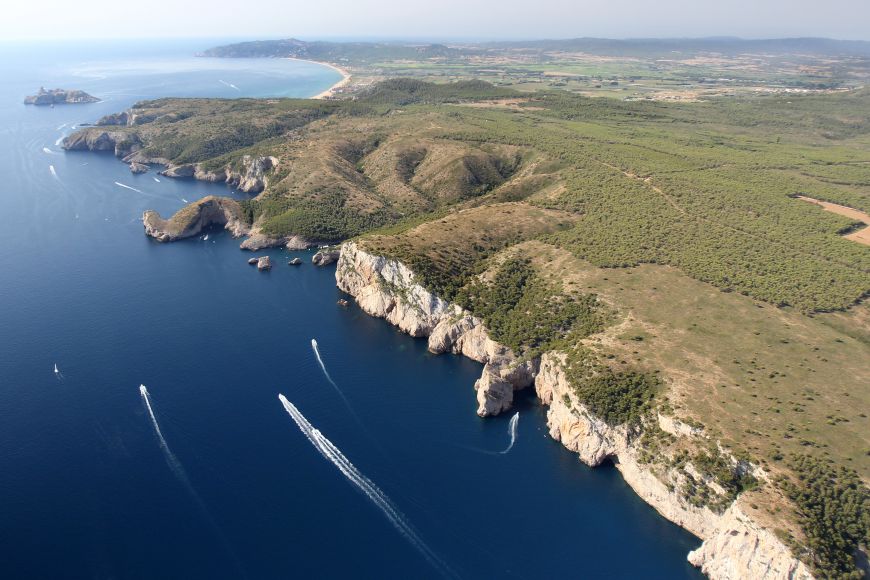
[335,241,814,580]
[162,155,278,193]
[143,196,249,242]
[336,241,535,416]
[64,122,277,194]
[62,130,142,158]
[535,352,811,579]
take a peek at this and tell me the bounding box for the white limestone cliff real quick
[334,241,813,579]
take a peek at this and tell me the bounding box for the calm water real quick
[0,40,702,579]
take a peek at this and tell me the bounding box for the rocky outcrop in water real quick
[312,248,341,266]
[129,162,149,174]
[256,256,272,271]
[334,240,813,580]
[24,87,99,105]
[143,196,249,242]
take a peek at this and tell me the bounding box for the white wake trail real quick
[278,395,455,578]
[500,412,519,454]
[49,165,59,179]
[114,181,143,194]
[153,177,161,182]
[42,147,56,155]
[139,385,187,481]
[55,136,65,147]
[139,385,247,577]
[219,80,240,91]
[311,339,338,388]
[311,339,361,418]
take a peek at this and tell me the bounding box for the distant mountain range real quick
[199,36,870,62]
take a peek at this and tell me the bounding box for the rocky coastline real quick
[142,196,250,242]
[334,240,813,580]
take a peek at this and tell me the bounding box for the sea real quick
[0,39,702,579]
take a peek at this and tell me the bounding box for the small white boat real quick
[203,234,209,241]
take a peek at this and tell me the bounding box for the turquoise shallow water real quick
[0,40,702,579]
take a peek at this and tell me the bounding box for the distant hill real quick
[200,36,870,63]
[197,38,461,62]
[479,36,870,57]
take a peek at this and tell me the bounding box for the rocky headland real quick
[24,87,99,105]
[142,196,249,242]
[334,241,813,580]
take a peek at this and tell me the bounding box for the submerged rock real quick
[288,257,303,265]
[247,257,258,265]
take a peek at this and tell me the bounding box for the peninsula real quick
[64,69,870,580]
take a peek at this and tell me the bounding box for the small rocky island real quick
[24,87,99,106]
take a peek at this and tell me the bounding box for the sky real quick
[2,0,869,41]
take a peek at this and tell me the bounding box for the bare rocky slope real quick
[335,241,813,580]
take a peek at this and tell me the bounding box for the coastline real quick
[333,241,815,580]
[283,57,351,99]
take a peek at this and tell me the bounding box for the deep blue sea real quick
[0,39,702,579]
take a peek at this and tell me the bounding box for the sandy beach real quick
[284,57,351,99]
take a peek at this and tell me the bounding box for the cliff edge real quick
[334,240,813,580]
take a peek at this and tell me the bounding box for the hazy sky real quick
[3,0,868,41]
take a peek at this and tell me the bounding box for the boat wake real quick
[278,395,455,578]
[53,363,64,380]
[311,338,359,412]
[219,80,240,91]
[139,385,246,577]
[501,412,519,454]
[460,412,520,455]
[114,181,143,194]
[153,177,160,183]
[42,147,56,155]
[49,165,59,180]
[139,385,189,484]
